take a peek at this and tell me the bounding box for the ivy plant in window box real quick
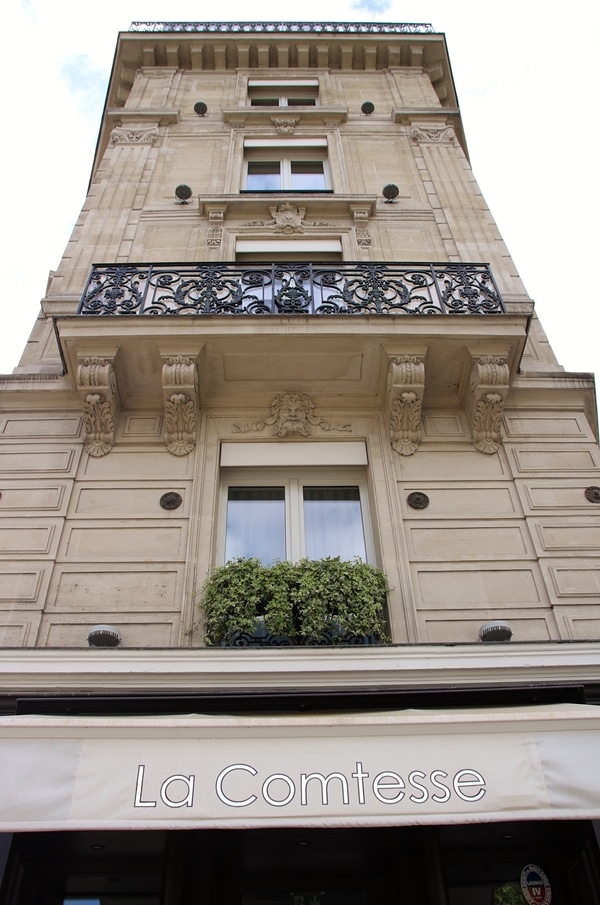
[201,557,389,646]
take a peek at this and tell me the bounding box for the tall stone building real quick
[0,20,599,905]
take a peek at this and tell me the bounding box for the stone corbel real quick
[77,357,120,457]
[386,356,426,456]
[161,356,199,456]
[467,356,510,454]
[350,205,372,247]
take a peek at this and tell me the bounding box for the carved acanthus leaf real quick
[410,125,456,144]
[472,393,504,454]
[82,393,115,457]
[110,127,159,145]
[390,391,422,456]
[164,393,196,456]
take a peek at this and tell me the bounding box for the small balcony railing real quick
[77,262,505,318]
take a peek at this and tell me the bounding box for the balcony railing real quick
[77,262,505,318]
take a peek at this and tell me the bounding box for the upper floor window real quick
[243,139,330,192]
[248,79,319,107]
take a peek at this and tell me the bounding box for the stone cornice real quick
[106,107,180,125]
[0,643,598,695]
[198,193,377,218]
[222,106,348,126]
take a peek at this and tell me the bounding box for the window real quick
[243,139,330,192]
[222,470,372,565]
[248,80,318,107]
[245,157,327,191]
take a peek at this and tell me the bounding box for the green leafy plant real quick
[200,557,389,646]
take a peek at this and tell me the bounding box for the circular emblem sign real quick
[520,864,551,905]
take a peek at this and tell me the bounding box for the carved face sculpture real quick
[272,393,313,436]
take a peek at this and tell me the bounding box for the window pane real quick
[290,161,326,190]
[286,97,317,106]
[247,162,281,191]
[303,486,366,561]
[250,98,278,106]
[226,487,285,564]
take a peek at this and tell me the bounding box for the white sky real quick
[2,0,599,401]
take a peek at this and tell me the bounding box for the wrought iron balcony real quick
[77,262,505,318]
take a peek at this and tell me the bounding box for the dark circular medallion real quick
[407,491,429,510]
[361,101,375,115]
[382,182,399,202]
[585,486,600,504]
[160,492,183,510]
[194,101,208,115]
[175,184,192,203]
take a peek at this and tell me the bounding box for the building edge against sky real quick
[0,20,599,905]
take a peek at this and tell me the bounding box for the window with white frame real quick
[243,139,330,192]
[248,80,319,107]
[221,468,373,566]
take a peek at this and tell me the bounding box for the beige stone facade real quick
[0,22,598,656]
[2,26,600,899]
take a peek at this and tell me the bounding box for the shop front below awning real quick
[1,703,599,831]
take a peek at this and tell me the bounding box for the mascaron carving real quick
[387,356,425,456]
[77,357,120,457]
[161,357,198,456]
[233,393,351,437]
[468,356,509,454]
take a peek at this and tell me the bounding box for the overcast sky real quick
[2,0,598,398]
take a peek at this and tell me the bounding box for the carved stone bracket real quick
[205,204,228,247]
[386,356,425,456]
[77,357,120,457]
[161,356,199,456]
[410,124,456,144]
[233,392,351,437]
[467,356,509,454]
[350,206,372,247]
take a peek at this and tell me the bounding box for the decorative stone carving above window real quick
[386,356,426,456]
[271,117,300,133]
[77,357,120,458]
[467,356,510,454]
[233,393,351,437]
[161,356,199,456]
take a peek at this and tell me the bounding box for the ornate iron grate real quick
[78,262,505,317]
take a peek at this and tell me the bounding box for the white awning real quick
[0,703,599,831]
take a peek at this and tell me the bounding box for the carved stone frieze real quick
[467,356,510,454]
[110,127,159,145]
[233,392,351,437]
[386,356,425,456]
[410,124,456,144]
[161,356,199,456]
[270,117,299,133]
[77,357,120,457]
